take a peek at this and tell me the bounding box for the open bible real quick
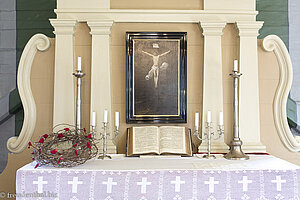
[126,126,192,157]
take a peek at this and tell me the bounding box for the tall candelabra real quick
[194,123,224,159]
[224,68,249,160]
[73,69,85,134]
[98,122,112,159]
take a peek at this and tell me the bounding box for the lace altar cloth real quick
[16,155,300,200]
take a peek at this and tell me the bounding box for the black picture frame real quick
[126,32,187,123]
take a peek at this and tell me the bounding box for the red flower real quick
[86,134,92,139]
[83,128,86,132]
[39,138,44,143]
[28,142,32,148]
[32,158,35,160]
[87,142,91,149]
[64,128,70,131]
[38,149,41,154]
[51,149,57,154]
[35,163,39,168]
[75,150,78,156]
[72,143,77,147]
[31,152,35,154]
[58,157,61,164]
[43,134,49,139]
[58,133,63,138]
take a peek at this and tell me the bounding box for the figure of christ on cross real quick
[142,50,170,88]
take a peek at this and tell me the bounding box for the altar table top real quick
[19,154,300,171]
[16,155,300,200]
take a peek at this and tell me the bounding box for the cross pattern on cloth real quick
[32,176,48,193]
[238,176,253,192]
[102,178,117,193]
[16,163,300,200]
[271,176,286,191]
[204,177,219,193]
[171,176,185,192]
[137,177,152,194]
[68,177,83,193]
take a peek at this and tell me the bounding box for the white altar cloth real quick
[16,155,300,200]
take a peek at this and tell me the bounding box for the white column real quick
[87,20,116,153]
[50,19,77,130]
[198,22,228,153]
[236,21,266,152]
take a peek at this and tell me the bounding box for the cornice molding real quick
[50,19,78,35]
[7,34,51,153]
[87,20,114,35]
[262,35,300,152]
[199,22,226,36]
[236,21,264,37]
[54,9,258,24]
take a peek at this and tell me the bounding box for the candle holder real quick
[194,122,224,159]
[114,126,120,137]
[91,124,96,137]
[72,69,85,134]
[98,122,112,160]
[224,69,249,160]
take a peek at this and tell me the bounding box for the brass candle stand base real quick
[224,139,249,160]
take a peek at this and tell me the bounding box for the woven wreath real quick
[28,126,98,168]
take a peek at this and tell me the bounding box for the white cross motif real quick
[68,177,83,193]
[238,176,253,192]
[33,176,48,193]
[271,176,286,191]
[102,178,117,193]
[137,177,151,194]
[171,176,185,192]
[204,177,219,193]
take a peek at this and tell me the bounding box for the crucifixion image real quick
[142,50,170,88]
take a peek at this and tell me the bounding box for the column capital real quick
[87,20,114,35]
[235,21,264,37]
[199,22,226,36]
[50,19,77,35]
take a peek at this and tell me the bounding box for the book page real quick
[132,126,159,154]
[159,126,186,154]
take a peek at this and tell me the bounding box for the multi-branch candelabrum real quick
[194,123,224,159]
[98,122,111,159]
[94,123,120,160]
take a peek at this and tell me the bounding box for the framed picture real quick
[126,32,187,123]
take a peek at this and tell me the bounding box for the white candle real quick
[207,111,211,123]
[78,57,82,71]
[195,113,199,128]
[92,111,96,126]
[104,110,108,123]
[219,111,223,126]
[234,60,238,72]
[115,112,119,127]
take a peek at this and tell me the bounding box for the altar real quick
[16,155,300,200]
